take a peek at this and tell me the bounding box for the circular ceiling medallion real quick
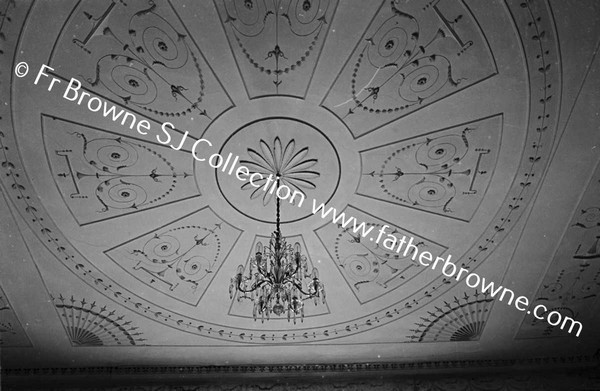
[216,117,341,224]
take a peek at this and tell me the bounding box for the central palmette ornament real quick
[229,181,325,323]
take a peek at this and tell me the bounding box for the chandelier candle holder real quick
[229,178,326,323]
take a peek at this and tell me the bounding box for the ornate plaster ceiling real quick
[0,0,599,372]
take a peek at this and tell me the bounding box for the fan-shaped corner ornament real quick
[408,291,493,342]
[53,295,146,346]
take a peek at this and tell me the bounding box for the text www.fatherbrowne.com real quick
[19,62,583,337]
[310,199,583,337]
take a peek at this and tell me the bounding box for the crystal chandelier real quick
[229,179,326,323]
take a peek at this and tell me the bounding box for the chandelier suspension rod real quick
[275,175,281,256]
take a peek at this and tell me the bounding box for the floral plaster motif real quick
[241,137,319,205]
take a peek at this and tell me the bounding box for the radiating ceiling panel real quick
[357,114,502,222]
[105,206,242,306]
[320,0,497,138]
[49,0,233,133]
[315,205,448,304]
[215,0,339,98]
[42,115,198,225]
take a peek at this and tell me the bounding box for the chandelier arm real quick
[237,279,268,293]
[289,281,314,297]
[291,260,303,276]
